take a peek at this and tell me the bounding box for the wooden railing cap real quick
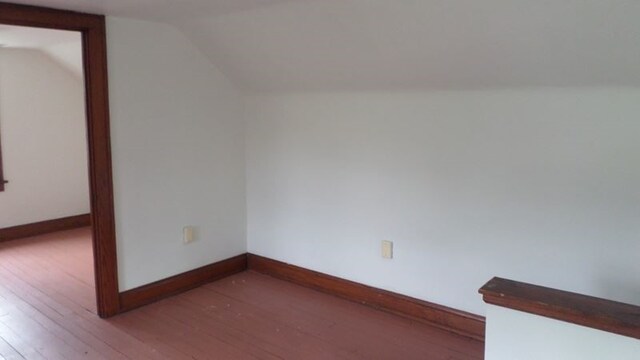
[479,277,640,340]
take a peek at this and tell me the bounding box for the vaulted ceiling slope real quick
[0,24,83,78]
[8,0,640,92]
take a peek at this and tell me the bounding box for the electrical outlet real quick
[183,226,195,244]
[381,240,393,259]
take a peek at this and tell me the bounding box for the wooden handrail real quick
[479,277,640,340]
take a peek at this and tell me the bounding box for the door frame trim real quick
[0,2,120,317]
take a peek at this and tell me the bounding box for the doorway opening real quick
[0,3,119,317]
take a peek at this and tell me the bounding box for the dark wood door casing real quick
[0,2,120,317]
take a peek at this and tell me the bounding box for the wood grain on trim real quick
[119,254,248,312]
[0,2,119,317]
[480,277,640,340]
[247,254,485,340]
[0,214,91,242]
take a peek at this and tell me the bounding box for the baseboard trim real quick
[117,252,485,340]
[0,214,91,242]
[247,254,485,341]
[119,254,248,312]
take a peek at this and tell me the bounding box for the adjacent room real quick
[0,1,639,359]
[0,22,97,310]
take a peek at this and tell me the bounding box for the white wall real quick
[42,41,84,79]
[103,16,640,315]
[245,89,640,315]
[106,17,246,291]
[485,305,640,359]
[0,48,89,228]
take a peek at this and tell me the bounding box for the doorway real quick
[0,2,119,318]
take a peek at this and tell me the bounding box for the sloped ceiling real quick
[0,24,83,78]
[5,0,640,92]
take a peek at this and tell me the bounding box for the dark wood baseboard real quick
[117,252,485,340]
[247,254,485,341]
[119,254,248,312]
[0,214,91,242]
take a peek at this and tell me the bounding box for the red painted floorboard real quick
[0,228,484,359]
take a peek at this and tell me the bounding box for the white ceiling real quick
[0,24,78,47]
[4,0,640,92]
[3,0,293,22]
[0,24,83,78]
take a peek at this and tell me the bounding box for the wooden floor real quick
[0,228,484,360]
